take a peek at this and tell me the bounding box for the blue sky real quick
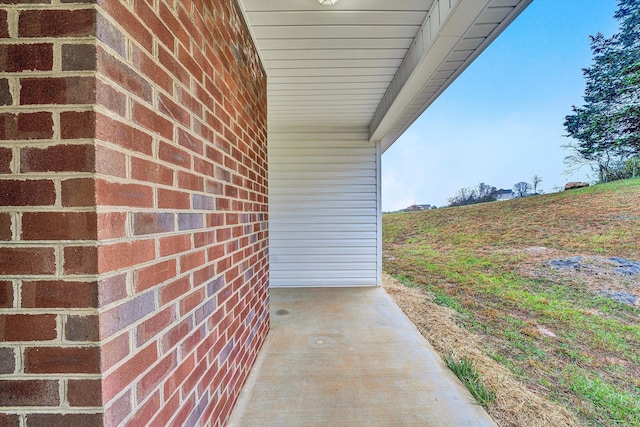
[382,0,620,211]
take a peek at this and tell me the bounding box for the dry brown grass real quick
[383,273,581,427]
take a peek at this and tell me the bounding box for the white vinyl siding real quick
[269,130,380,288]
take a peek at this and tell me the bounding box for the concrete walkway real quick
[228,287,496,427]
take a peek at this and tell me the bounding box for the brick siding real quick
[0,1,269,426]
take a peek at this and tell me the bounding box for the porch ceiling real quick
[238,0,532,151]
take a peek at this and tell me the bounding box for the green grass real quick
[384,178,640,426]
[566,369,640,426]
[445,355,496,408]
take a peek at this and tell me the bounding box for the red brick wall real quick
[0,0,269,425]
[0,3,102,426]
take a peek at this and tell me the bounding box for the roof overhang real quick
[238,0,532,152]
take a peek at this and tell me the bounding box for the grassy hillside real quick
[383,178,640,426]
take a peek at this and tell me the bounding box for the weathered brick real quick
[101,332,129,372]
[180,288,206,318]
[207,275,225,297]
[0,112,53,140]
[193,194,215,210]
[62,43,97,71]
[158,188,190,210]
[133,101,173,140]
[0,79,11,106]
[194,157,214,178]
[20,77,95,105]
[67,379,102,407]
[99,0,153,53]
[160,276,190,307]
[20,144,94,173]
[159,234,191,257]
[96,179,153,208]
[61,110,96,139]
[185,391,209,427]
[22,212,97,240]
[158,2,190,53]
[0,212,10,240]
[169,391,196,427]
[97,273,128,308]
[0,280,12,308]
[136,351,176,403]
[97,239,155,273]
[195,297,217,326]
[136,305,176,345]
[96,78,127,117]
[158,92,190,127]
[0,43,53,72]
[180,251,206,274]
[159,140,190,168]
[63,245,98,275]
[103,390,131,427]
[125,392,160,426]
[65,315,99,341]
[161,318,191,353]
[103,343,157,402]
[97,211,126,240]
[131,43,173,94]
[97,47,152,102]
[0,380,59,406]
[162,353,194,399]
[99,291,155,338]
[18,9,96,38]
[0,247,56,275]
[182,85,205,118]
[135,259,177,292]
[131,157,173,186]
[194,230,215,248]
[177,5,203,53]
[61,178,95,207]
[96,12,126,58]
[150,390,180,427]
[158,45,190,87]
[177,43,203,82]
[178,213,204,230]
[25,346,100,374]
[133,212,174,236]
[0,347,15,374]
[21,280,97,308]
[26,414,103,427]
[0,414,18,427]
[95,144,126,178]
[178,170,204,192]
[0,314,57,341]
[133,0,174,50]
[0,10,8,39]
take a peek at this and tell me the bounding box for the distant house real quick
[496,189,514,201]
[400,204,434,212]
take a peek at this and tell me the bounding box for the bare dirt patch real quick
[515,248,640,306]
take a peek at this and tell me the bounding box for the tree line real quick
[564,0,639,183]
[448,175,542,207]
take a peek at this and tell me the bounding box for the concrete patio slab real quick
[228,287,497,427]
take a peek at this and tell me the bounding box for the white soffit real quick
[238,0,532,148]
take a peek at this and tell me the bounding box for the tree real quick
[531,175,543,194]
[513,181,531,198]
[564,0,640,181]
[448,182,498,207]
